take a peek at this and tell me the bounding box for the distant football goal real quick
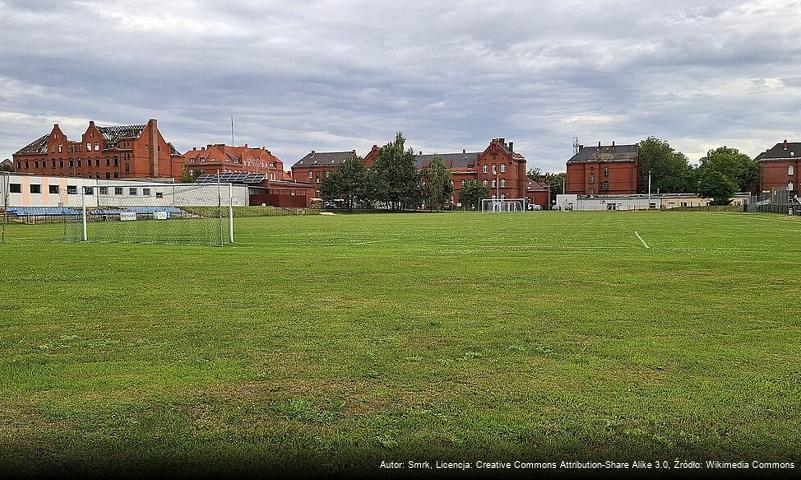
[64,182,234,246]
[481,198,527,213]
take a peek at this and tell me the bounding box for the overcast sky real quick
[1,0,799,172]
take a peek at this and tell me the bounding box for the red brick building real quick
[365,138,528,206]
[250,180,316,208]
[12,119,184,180]
[524,178,550,208]
[566,142,639,195]
[755,140,800,192]
[184,144,288,180]
[290,150,358,198]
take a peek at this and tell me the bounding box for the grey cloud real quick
[0,0,799,172]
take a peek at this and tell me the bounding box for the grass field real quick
[1,211,800,475]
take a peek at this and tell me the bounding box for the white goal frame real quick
[481,198,527,213]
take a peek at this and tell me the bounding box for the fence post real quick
[228,183,234,244]
[81,187,88,242]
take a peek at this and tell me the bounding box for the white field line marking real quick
[354,239,394,245]
[634,231,650,249]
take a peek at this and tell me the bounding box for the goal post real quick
[67,182,235,246]
[481,198,527,212]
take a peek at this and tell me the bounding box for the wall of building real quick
[1,174,248,208]
[761,160,800,192]
[566,161,638,195]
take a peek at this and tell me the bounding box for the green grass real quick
[1,211,800,475]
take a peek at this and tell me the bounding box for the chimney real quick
[418,150,422,155]
[89,121,95,127]
[149,119,159,177]
[579,144,584,151]
[207,144,213,150]
[244,143,248,148]
[192,147,196,151]
[499,138,505,144]
[310,150,315,157]
[509,142,513,152]
[462,149,466,154]
[612,141,615,147]
[784,139,788,150]
[598,141,602,147]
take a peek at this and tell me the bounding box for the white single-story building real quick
[1,173,249,209]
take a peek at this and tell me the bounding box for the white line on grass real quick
[354,239,394,245]
[634,231,650,249]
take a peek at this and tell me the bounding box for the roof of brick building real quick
[415,152,479,170]
[755,141,801,161]
[293,150,357,168]
[15,134,50,155]
[567,144,639,163]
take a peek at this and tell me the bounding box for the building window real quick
[604,167,609,177]
[10,183,21,193]
[156,192,164,199]
[492,179,497,188]
[86,143,91,151]
[30,184,41,194]
[789,165,795,176]
[113,172,119,178]
[114,158,118,166]
[125,164,130,173]
[60,160,64,168]
[16,162,20,169]
[483,179,488,186]
[49,185,59,194]
[67,185,78,194]
[492,164,497,174]
[77,160,81,167]
[94,143,99,151]
[482,164,488,174]
[114,187,123,195]
[52,160,56,169]
[602,180,609,191]
[461,180,466,188]
[789,182,795,191]
[308,171,313,178]
[129,188,137,196]
[95,159,100,167]
[83,187,94,195]
[500,164,506,173]
[589,174,595,184]
[142,188,151,196]
[99,187,109,195]
[500,179,506,188]
[58,145,63,153]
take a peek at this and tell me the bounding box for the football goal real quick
[64,182,234,246]
[481,198,527,212]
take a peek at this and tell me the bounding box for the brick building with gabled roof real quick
[12,119,184,180]
[184,144,289,180]
[566,142,639,195]
[755,140,801,193]
[290,150,358,197]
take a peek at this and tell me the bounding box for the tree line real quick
[528,137,761,205]
[320,132,490,211]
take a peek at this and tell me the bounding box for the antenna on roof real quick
[573,137,579,155]
[231,114,235,146]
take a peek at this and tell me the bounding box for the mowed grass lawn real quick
[1,211,800,475]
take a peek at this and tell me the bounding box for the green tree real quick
[638,137,696,193]
[459,179,489,210]
[420,156,452,211]
[697,169,737,205]
[179,167,203,183]
[372,132,421,210]
[319,155,368,212]
[698,146,760,193]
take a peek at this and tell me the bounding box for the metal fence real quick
[747,190,801,214]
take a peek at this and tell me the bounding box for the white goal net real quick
[481,198,527,212]
[65,182,234,246]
